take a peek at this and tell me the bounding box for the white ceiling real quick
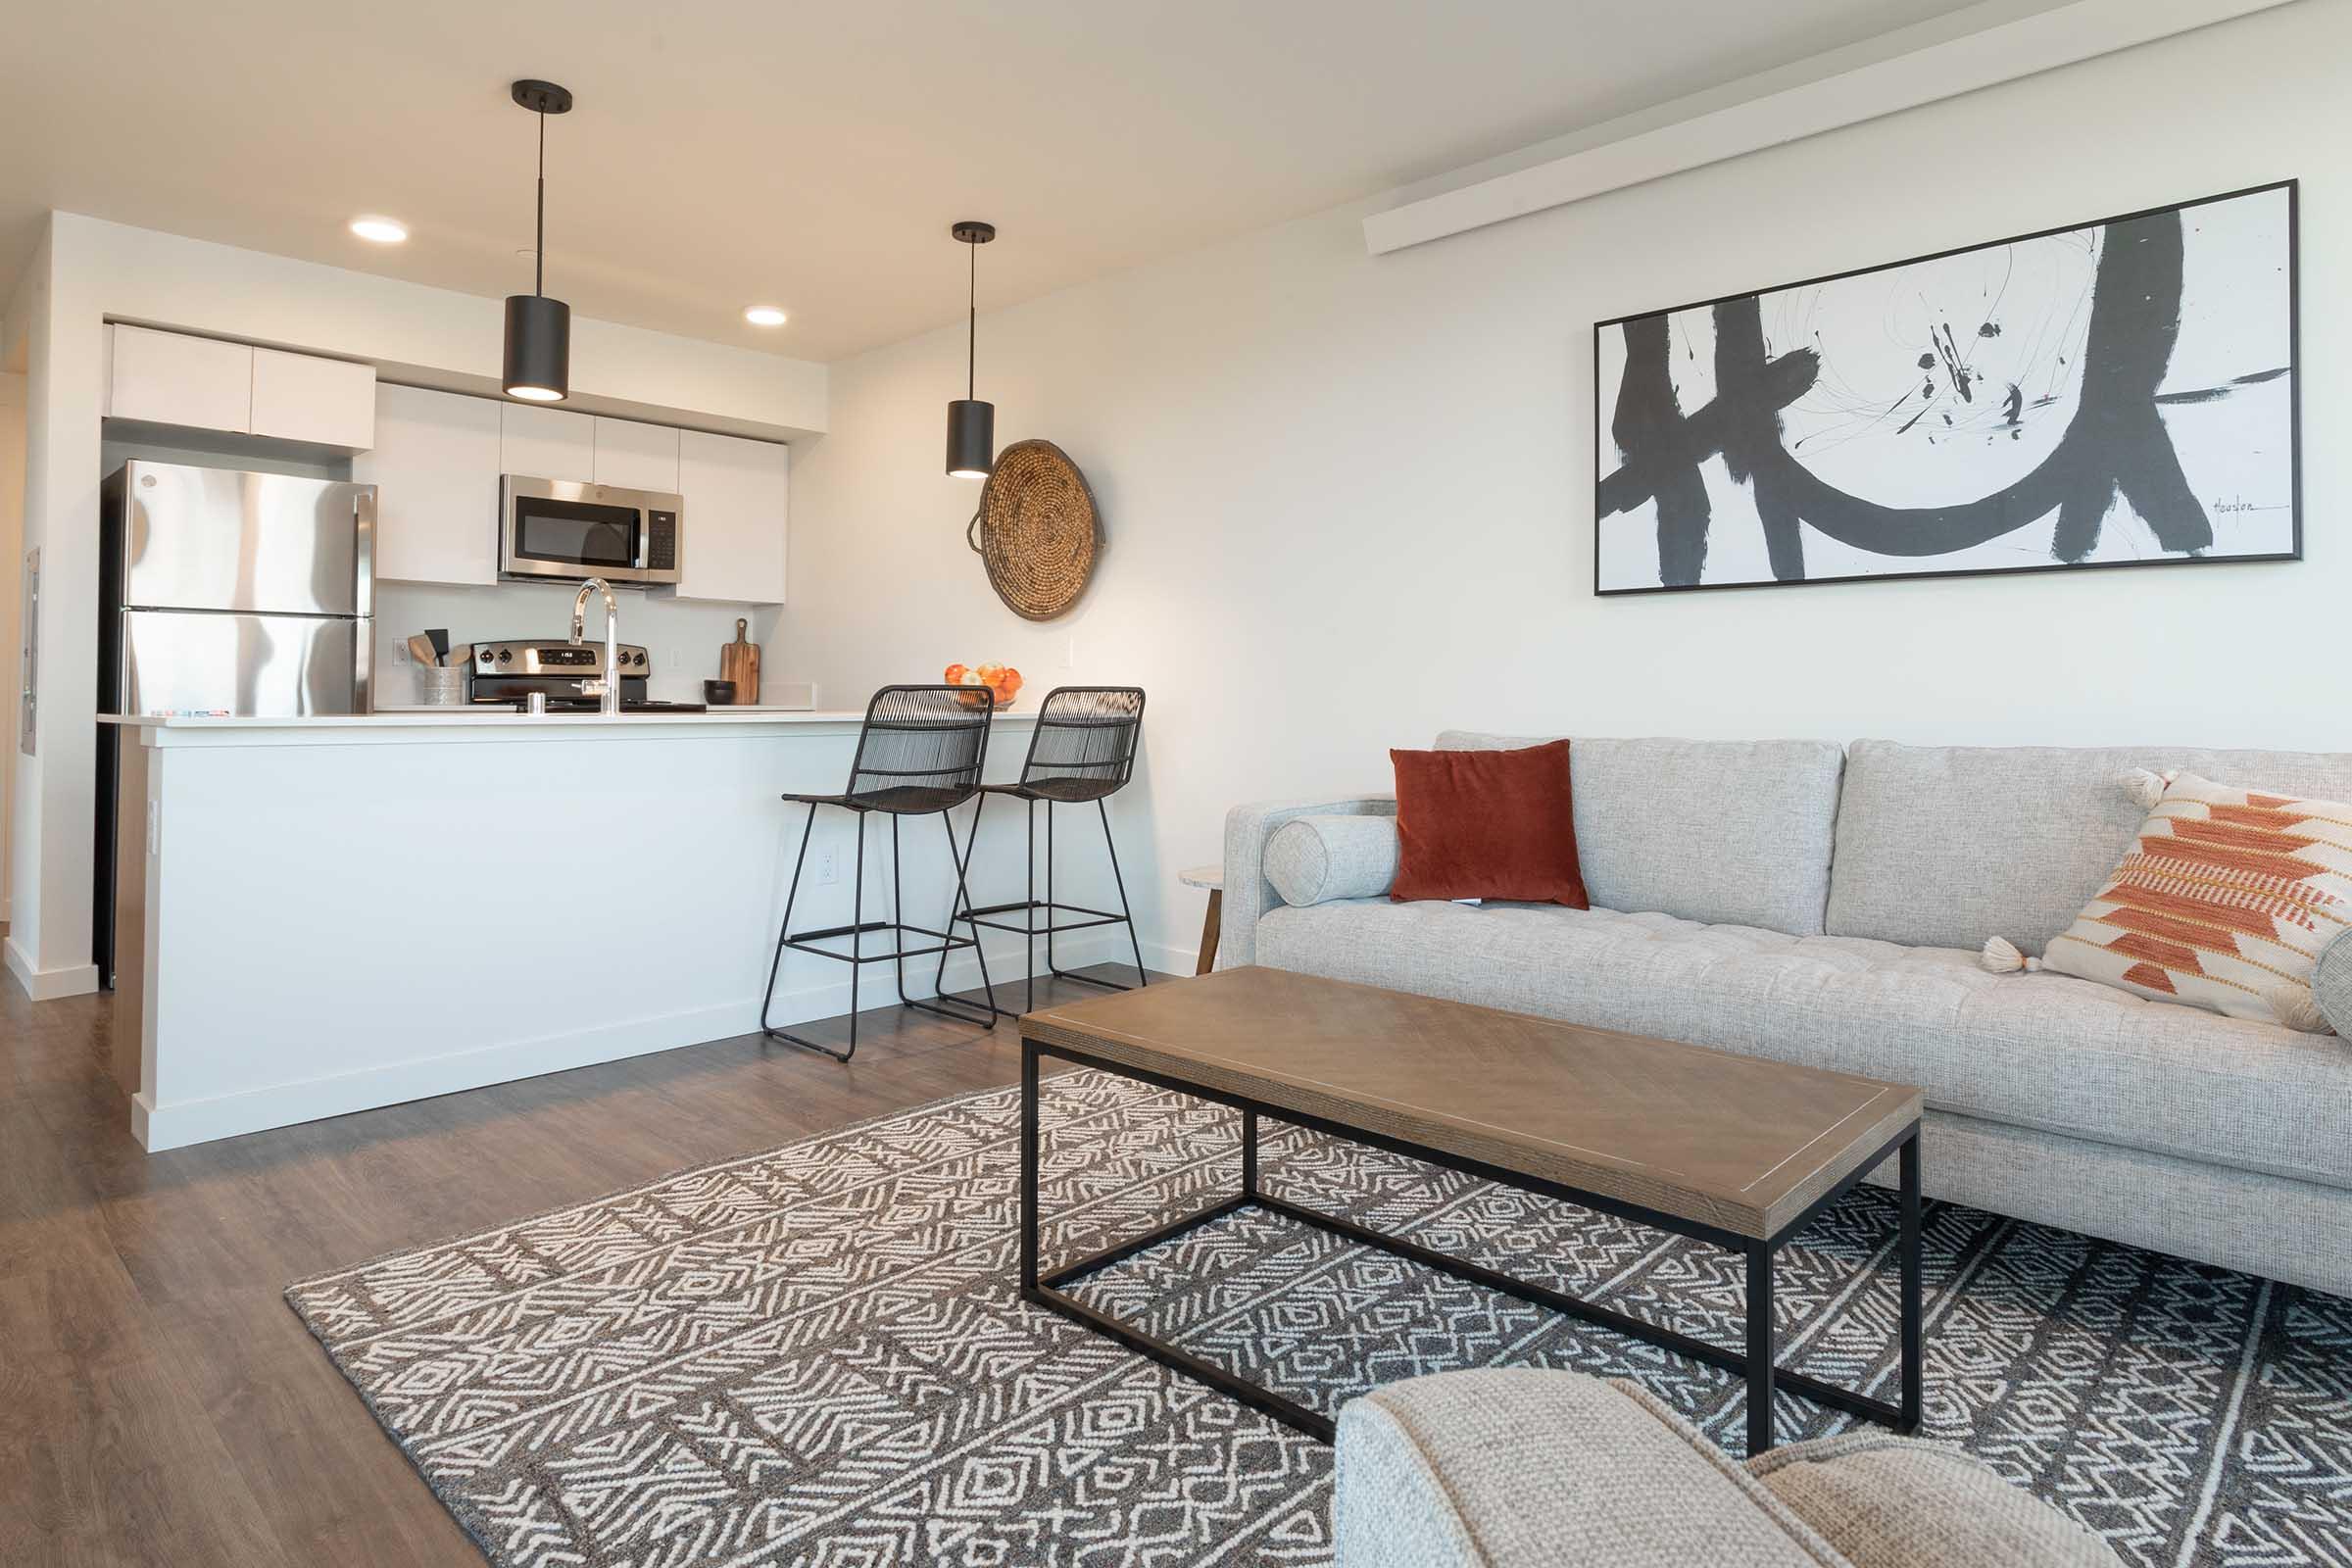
[5,0,2020,363]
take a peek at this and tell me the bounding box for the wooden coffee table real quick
[1017,965,1924,1454]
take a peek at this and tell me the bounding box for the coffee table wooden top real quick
[1022,966,1921,1241]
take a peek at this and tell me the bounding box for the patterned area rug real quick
[289,1070,2352,1567]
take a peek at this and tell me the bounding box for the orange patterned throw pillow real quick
[1982,770,2352,1033]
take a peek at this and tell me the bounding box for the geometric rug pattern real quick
[288,1071,2352,1567]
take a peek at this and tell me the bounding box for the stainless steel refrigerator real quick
[95,461,377,984]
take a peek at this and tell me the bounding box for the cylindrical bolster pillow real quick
[1264,814,1400,907]
[2315,932,2352,1038]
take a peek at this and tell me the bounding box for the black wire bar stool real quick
[760,686,1000,1063]
[940,686,1148,1014]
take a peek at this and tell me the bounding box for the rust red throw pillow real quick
[1389,740,1588,907]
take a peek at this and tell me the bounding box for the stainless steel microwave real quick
[499,475,683,586]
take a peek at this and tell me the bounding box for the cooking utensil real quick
[408,633,439,668]
[425,628,451,665]
[718,619,760,704]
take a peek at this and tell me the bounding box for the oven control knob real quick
[497,649,513,663]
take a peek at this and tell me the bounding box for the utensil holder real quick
[416,665,468,707]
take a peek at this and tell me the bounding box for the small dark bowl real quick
[704,679,739,706]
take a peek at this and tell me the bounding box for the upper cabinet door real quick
[107,324,253,433]
[355,386,503,586]
[592,418,681,493]
[673,429,789,605]
[250,347,376,450]
[500,403,595,483]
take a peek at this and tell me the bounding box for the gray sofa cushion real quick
[2317,933,2352,1038]
[1252,899,2352,1190]
[1334,1370,1843,1568]
[1436,733,1844,936]
[1827,741,2352,954]
[1749,1431,2121,1568]
[1263,814,1399,906]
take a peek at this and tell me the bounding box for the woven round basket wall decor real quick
[964,439,1101,620]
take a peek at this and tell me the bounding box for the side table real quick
[1178,864,1222,975]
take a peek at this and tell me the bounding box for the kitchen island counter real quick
[104,706,1122,1152]
[101,707,943,743]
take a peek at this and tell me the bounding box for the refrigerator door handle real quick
[354,616,373,715]
[352,484,377,618]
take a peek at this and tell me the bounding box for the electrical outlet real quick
[1063,633,1078,669]
[813,843,839,886]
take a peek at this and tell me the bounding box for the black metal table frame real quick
[1019,1038,1922,1453]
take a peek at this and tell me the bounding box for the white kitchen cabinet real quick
[108,325,376,449]
[355,385,503,585]
[592,418,680,492]
[250,347,375,449]
[499,403,595,482]
[671,429,788,605]
[107,324,253,433]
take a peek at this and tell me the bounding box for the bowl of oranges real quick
[945,662,1023,710]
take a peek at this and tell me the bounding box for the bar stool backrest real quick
[842,685,995,812]
[1016,686,1146,799]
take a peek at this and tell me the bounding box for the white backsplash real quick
[375,580,783,706]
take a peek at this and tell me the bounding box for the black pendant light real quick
[946,220,997,477]
[503,79,573,402]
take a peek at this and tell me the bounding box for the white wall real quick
[6,214,824,995]
[783,0,2349,970]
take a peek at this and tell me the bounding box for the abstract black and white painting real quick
[1594,181,2298,595]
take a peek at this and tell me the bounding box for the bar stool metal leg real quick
[945,810,1001,1022]
[1026,797,1039,1016]
[931,793,992,1009]
[892,811,997,1030]
[761,808,868,1063]
[1102,800,1149,989]
[1046,799,1147,993]
[758,804,819,1042]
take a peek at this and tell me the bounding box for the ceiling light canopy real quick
[743,305,788,327]
[348,216,408,244]
[502,78,573,404]
[946,220,996,479]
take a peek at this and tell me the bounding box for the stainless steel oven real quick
[500,475,683,586]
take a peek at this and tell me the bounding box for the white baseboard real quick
[4,936,99,1002]
[133,930,1136,1152]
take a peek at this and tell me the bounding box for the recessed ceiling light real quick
[743,305,788,327]
[349,216,409,244]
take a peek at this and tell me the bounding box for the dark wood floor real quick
[0,938,1141,1567]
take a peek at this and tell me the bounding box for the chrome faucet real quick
[569,577,621,715]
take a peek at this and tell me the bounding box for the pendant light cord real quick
[966,238,977,400]
[533,111,547,298]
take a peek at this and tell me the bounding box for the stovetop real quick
[463,638,705,713]
[467,695,709,714]
[541,697,709,713]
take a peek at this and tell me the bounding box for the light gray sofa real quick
[1335,1369,2119,1567]
[1224,734,2352,1298]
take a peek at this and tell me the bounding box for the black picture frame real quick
[1592,178,2301,597]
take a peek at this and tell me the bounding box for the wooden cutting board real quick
[718,619,760,705]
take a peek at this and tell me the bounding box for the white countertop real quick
[101,706,1037,746]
